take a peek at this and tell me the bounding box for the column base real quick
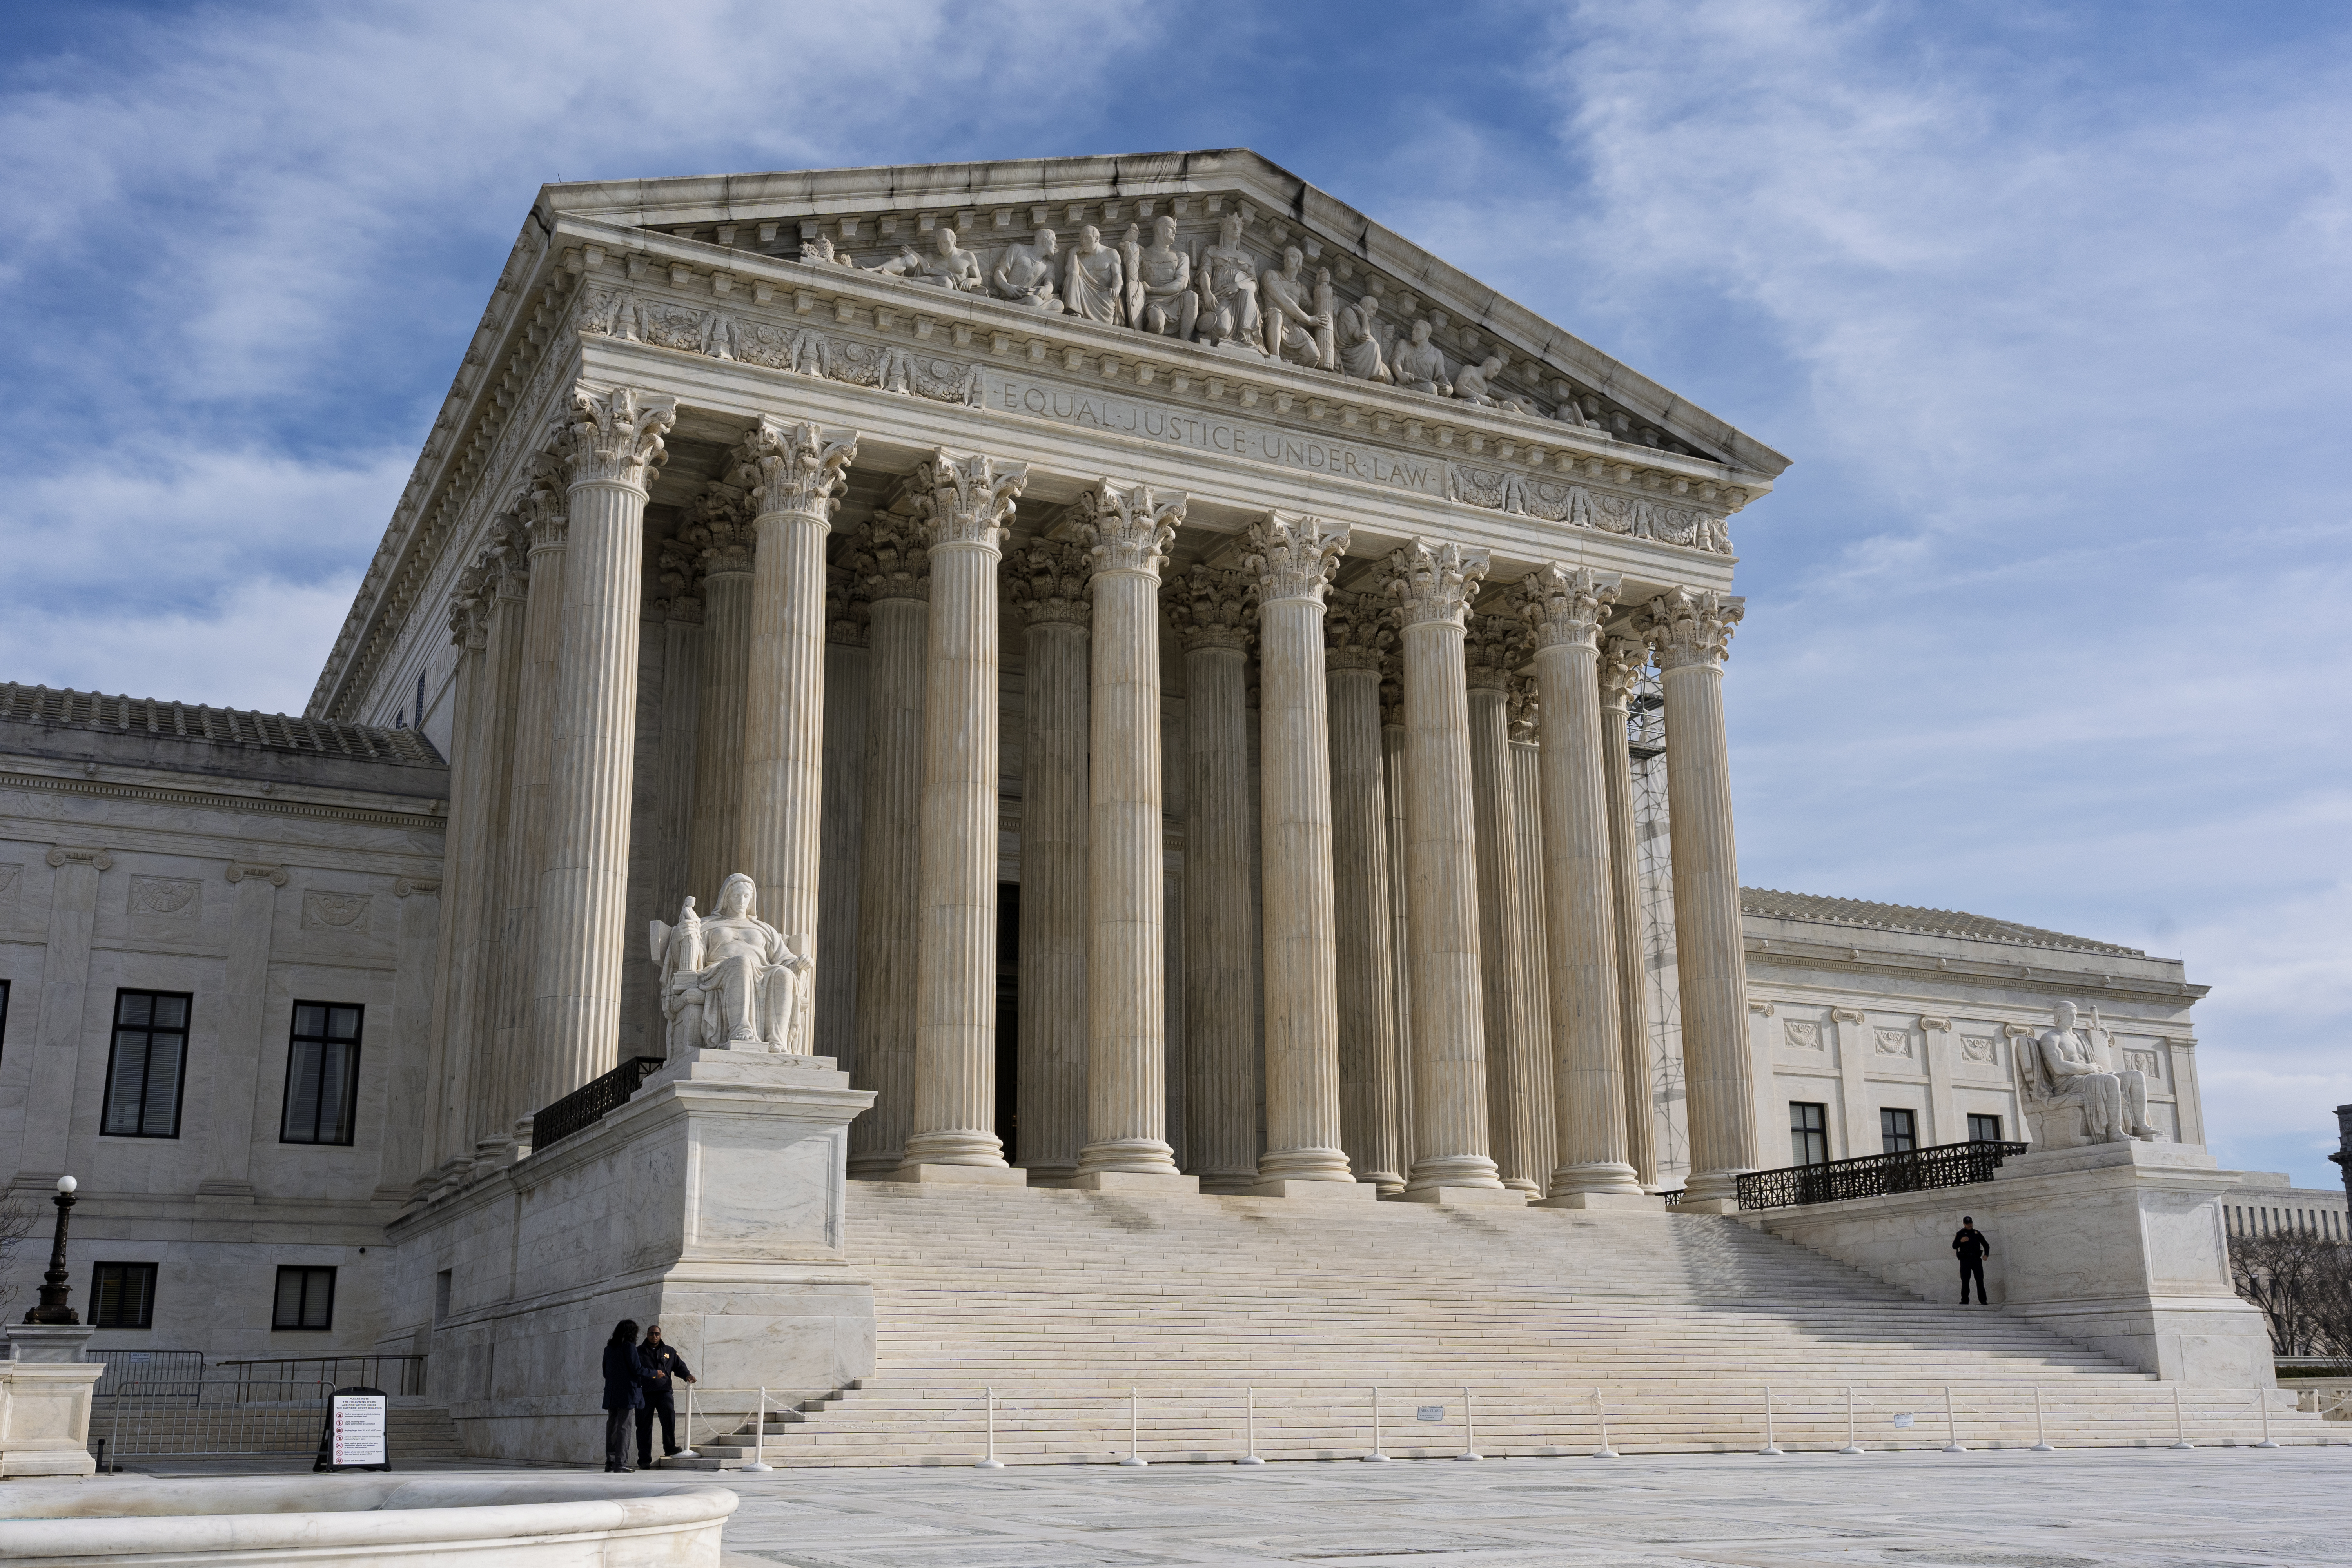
[1670,1196,1743,1215]
[1678,1169,1746,1211]
[902,1130,1009,1167]
[1075,1139,1181,1178]
[1065,1170,1200,1194]
[1196,1170,1263,1195]
[1544,1161,1649,1200]
[885,1163,1029,1187]
[1395,1185,1528,1207]
[1405,1155,1504,1191]
[1532,1190,1665,1211]
[1247,1177,1379,1201]
[1258,1148,1355,1183]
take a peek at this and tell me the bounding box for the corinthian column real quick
[898,450,1026,1179]
[686,485,754,906]
[817,566,867,1065]
[531,385,676,1109]
[1326,595,1403,1193]
[1246,513,1363,1197]
[1387,541,1506,1198]
[1007,542,1091,1181]
[1379,666,1414,1179]
[1466,613,1545,1193]
[1598,634,1658,1187]
[1518,566,1646,1203]
[738,418,858,1054]
[1640,587,1755,1207]
[1074,481,1187,1185]
[1168,567,1258,1191]
[496,465,566,1144]
[849,519,927,1176]
[424,552,494,1176]
[1508,677,1558,1187]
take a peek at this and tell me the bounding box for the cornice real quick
[0,766,448,835]
[1743,932,2207,1003]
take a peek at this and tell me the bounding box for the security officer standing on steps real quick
[1953,1216,1992,1305]
[633,1322,697,1466]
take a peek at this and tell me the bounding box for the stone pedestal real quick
[387,1046,876,1464]
[1,1324,103,1477]
[1756,1140,2275,1385]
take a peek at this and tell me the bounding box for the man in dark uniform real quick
[633,1322,697,1466]
[1953,1216,1992,1304]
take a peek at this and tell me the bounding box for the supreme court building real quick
[0,153,2217,1414]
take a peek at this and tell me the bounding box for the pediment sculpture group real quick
[800,212,1583,425]
[649,873,811,1055]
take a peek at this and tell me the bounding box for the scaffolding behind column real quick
[1629,665,1690,1184]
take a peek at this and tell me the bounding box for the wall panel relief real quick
[304,890,374,931]
[1781,1019,1823,1051]
[129,876,200,918]
[1873,1027,1913,1059]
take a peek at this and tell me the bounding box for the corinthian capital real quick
[1462,613,1523,690]
[447,564,491,652]
[521,458,569,552]
[1517,563,1622,653]
[1508,675,1539,742]
[848,518,930,603]
[558,384,678,491]
[826,566,868,646]
[1386,539,1489,630]
[1639,586,1744,671]
[739,417,858,523]
[1079,481,1185,580]
[655,537,704,624]
[684,483,756,577]
[914,448,1025,551]
[1008,541,1093,628]
[1165,564,1255,653]
[1245,511,1349,606]
[1598,633,1647,710]
[1323,590,1391,672]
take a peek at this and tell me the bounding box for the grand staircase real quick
[673,1183,2320,1466]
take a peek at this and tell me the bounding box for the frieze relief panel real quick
[1781,1019,1824,1052]
[1873,1027,1914,1059]
[129,876,200,919]
[1959,1034,2003,1068]
[0,862,20,911]
[303,889,373,931]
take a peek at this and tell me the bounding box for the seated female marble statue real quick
[649,874,811,1055]
[2016,1000,2161,1147]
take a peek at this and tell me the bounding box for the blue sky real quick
[4,1,2346,1184]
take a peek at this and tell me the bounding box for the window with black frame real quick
[1789,1102,1829,1167]
[1880,1106,1918,1153]
[0,976,12,1061]
[1967,1112,2004,1143]
[272,1266,336,1330]
[280,1002,363,1145]
[91,1262,158,1329]
[102,991,191,1138]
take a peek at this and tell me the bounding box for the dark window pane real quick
[141,1039,181,1136]
[319,1043,354,1144]
[105,1043,149,1136]
[273,1269,304,1327]
[284,1043,322,1143]
[294,1004,326,1037]
[328,1008,360,1039]
[154,995,186,1028]
[118,993,151,1027]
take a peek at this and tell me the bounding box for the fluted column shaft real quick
[1011,544,1091,1179]
[690,567,751,904]
[1644,588,1755,1203]
[1390,541,1504,1192]
[1467,628,1544,1194]
[817,574,867,1066]
[1329,651,1402,1191]
[739,422,858,1047]
[1250,514,1352,1185]
[1522,566,1643,1198]
[463,565,528,1149]
[1507,686,1557,1185]
[1078,483,1184,1178]
[1599,636,1657,1187]
[1176,579,1256,1191]
[903,452,1025,1170]
[1379,680,1415,1179]
[850,574,927,1176]
[495,490,566,1140]
[649,544,704,939]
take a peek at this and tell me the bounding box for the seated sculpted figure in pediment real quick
[650,874,811,1055]
[992,227,1064,312]
[2014,1000,2161,1149]
[1392,318,1451,396]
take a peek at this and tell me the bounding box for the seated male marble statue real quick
[992,227,1064,312]
[1391,318,1452,396]
[1260,246,1334,369]
[1132,215,1197,338]
[2016,1000,2161,1147]
[650,873,811,1055]
[1453,353,1525,413]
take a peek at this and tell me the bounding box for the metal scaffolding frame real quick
[1629,666,1690,1182]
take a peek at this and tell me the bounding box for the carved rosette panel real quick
[1244,511,1348,606]
[1517,563,1620,653]
[558,384,677,492]
[1874,1027,1914,1058]
[1598,633,1647,711]
[129,877,200,918]
[1782,1019,1823,1051]
[1323,589,1391,672]
[848,518,931,604]
[1164,564,1255,653]
[1639,586,1744,672]
[1386,539,1488,631]
[913,449,1026,551]
[1961,1035,2001,1065]
[304,890,373,931]
[739,416,858,524]
[1079,481,1185,580]
[1008,541,1093,628]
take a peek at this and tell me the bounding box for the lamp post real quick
[2332,1106,2352,1213]
[23,1176,79,1325]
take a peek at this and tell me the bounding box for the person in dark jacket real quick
[633,1322,697,1466]
[1953,1216,1992,1304]
[600,1319,646,1471]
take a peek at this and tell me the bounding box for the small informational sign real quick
[314,1385,392,1472]
[1892,1412,1916,1429]
[1416,1406,1445,1423]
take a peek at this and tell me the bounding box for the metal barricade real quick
[216,1354,426,1400]
[99,1379,332,1465]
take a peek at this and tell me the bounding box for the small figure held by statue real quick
[2015,1000,2161,1148]
[650,873,812,1055]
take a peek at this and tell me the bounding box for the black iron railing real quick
[1736,1140,2029,1211]
[529,1056,668,1151]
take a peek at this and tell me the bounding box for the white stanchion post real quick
[1760,1385,1784,1457]
[1941,1386,1967,1454]
[1459,1384,1482,1461]
[676,1380,699,1461]
[2030,1384,2054,1452]
[2169,1385,2193,1450]
[2254,1386,2279,1449]
[1120,1386,1148,1467]
[1365,1386,1390,1462]
[976,1386,1004,1469]
[741,1387,773,1472]
[1593,1389,1619,1459]
[1239,1386,1265,1465]
[1839,1384,1863,1455]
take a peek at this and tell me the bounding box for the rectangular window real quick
[0,976,11,1062]
[91,1262,158,1329]
[1967,1113,2004,1143]
[102,991,191,1138]
[1880,1107,1918,1154]
[279,1002,363,1145]
[272,1266,336,1331]
[1789,1102,1829,1167]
